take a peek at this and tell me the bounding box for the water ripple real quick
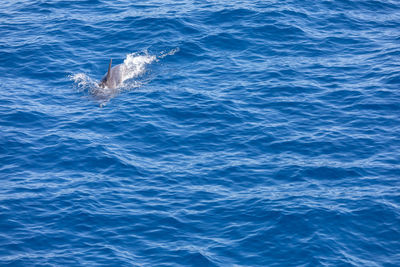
[0,0,399,266]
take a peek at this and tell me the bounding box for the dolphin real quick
[98,59,124,89]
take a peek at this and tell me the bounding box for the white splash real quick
[158,47,180,59]
[122,52,156,82]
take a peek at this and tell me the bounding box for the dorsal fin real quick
[106,59,112,80]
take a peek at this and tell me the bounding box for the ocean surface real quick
[1,0,400,266]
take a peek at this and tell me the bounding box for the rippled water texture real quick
[1,0,400,266]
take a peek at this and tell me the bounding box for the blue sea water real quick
[1,0,400,266]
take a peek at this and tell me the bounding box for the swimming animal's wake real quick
[70,49,179,106]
